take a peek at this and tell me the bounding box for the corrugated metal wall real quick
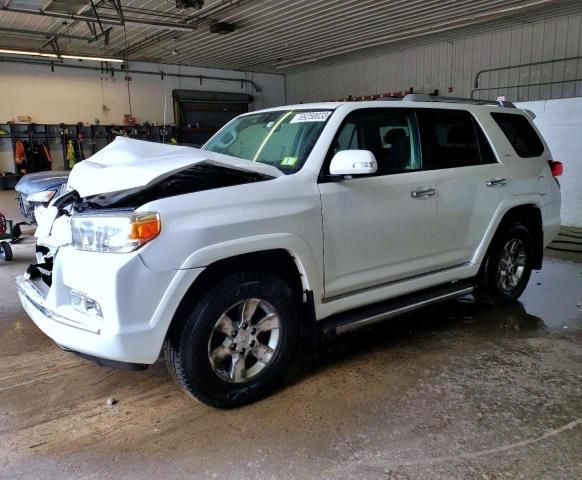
[286,13,582,103]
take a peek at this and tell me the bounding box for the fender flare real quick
[179,232,322,296]
[472,196,544,266]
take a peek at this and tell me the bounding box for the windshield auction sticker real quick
[290,111,332,123]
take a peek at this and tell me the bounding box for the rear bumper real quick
[542,199,561,248]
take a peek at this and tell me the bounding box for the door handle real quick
[486,178,508,187]
[411,187,436,198]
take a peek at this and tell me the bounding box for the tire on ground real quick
[0,241,12,261]
[475,222,534,306]
[165,271,298,408]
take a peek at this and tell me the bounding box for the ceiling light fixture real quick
[176,0,204,9]
[170,38,179,56]
[0,48,58,58]
[0,48,123,63]
[61,54,124,63]
[209,22,236,34]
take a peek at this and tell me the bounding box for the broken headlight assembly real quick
[71,212,161,253]
[27,190,56,203]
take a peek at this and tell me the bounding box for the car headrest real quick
[447,126,472,144]
[384,128,407,144]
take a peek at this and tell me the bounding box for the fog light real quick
[71,290,103,318]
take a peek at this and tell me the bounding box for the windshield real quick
[203,109,332,174]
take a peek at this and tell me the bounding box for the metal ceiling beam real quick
[110,0,125,24]
[120,0,253,57]
[0,56,261,91]
[40,0,54,12]
[154,0,552,70]
[47,37,61,57]
[0,26,92,41]
[152,0,477,66]
[230,0,522,69]
[272,0,556,69]
[87,0,112,44]
[0,5,199,31]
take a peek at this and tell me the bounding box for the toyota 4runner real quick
[16,94,562,408]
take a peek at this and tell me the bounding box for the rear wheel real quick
[475,223,533,306]
[165,271,298,408]
[0,241,12,261]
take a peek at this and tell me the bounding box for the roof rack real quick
[374,96,403,101]
[402,94,515,108]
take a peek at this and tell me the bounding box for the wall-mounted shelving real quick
[0,122,177,176]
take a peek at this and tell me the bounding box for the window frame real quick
[417,108,499,170]
[490,111,545,158]
[318,107,424,182]
[472,115,499,165]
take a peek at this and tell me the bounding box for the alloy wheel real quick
[207,298,281,383]
[497,238,527,293]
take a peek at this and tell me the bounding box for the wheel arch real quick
[167,248,318,347]
[478,203,544,269]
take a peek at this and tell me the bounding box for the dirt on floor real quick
[0,190,581,480]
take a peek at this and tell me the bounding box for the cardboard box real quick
[123,114,136,126]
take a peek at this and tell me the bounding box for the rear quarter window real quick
[490,112,544,158]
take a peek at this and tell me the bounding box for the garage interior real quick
[1,1,582,479]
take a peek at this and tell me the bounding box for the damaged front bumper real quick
[17,273,103,335]
[17,274,101,334]
[17,244,200,366]
[16,274,147,369]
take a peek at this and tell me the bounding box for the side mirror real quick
[329,150,378,177]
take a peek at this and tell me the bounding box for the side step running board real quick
[319,280,474,339]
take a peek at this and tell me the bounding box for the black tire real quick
[475,223,533,306]
[165,271,298,408]
[0,241,12,261]
[12,224,22,240]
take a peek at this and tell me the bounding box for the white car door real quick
[318,108,439,299]
[416,108,511,269]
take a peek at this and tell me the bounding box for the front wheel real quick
[165,271,298,408]
[475,223,533,306]
[0,241,12,261]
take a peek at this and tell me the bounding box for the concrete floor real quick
[0,189,581,480]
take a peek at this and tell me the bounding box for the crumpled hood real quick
[68,137,282,198]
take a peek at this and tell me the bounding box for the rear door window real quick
[490,112,544,158]
[417,109,483,169]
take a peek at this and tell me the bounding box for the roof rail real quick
[375,96,404,101]
[403,94,515,108]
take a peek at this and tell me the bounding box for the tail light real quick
[549,160,564,177]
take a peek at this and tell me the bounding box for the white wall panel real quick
[287,13,582,103]
[0,60,284,173]
[516,97,582,227]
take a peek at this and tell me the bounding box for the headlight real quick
[27,190,55,203]
[71,212,161,253]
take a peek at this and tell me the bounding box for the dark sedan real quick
[15,171,69,224]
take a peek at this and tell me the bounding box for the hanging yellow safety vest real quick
[66,139,77,169]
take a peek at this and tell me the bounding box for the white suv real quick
[17,95,562,408]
